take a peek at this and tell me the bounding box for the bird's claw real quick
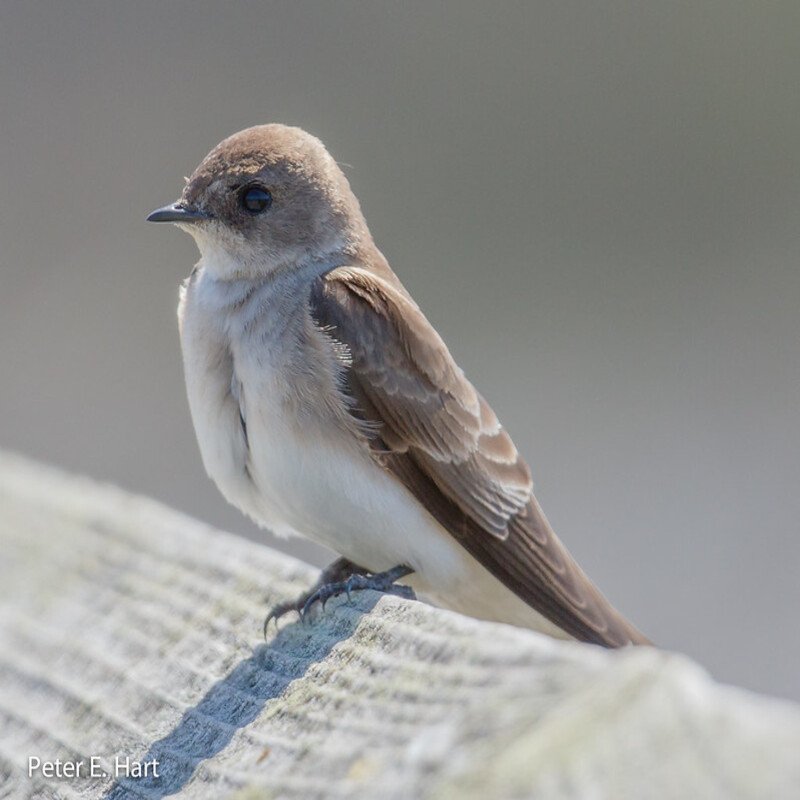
[263,564,414,637]
[262,600,298,638]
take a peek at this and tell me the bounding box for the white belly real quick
[224,368,463,574]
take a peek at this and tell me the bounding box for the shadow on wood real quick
[104,606,378,799]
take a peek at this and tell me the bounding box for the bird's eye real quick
[240,185,273,213]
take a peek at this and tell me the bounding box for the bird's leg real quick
[264,558,415,635]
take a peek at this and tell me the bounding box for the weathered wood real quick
[0,451,798,799]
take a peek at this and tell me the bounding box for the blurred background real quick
[1,2,798,700]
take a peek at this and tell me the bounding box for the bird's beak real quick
[146,202,212,223]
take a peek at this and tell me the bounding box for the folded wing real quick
[309,266,649,647]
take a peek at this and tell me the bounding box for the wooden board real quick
[0,452,798,799]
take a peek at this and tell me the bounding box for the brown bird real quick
[148,124,650,647]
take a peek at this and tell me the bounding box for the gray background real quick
[1,2,798,700]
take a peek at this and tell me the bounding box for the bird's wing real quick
[309,266,649,647]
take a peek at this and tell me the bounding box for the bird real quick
[147,124,650,647]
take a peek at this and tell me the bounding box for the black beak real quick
[146,202,212,223]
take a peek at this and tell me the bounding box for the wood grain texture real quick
[0,451,798,800]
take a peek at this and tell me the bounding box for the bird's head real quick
[148,124,368,280]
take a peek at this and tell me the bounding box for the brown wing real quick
[309,266,649,647]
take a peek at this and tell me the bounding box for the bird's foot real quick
[299,564,416,620]
[263,560,415,637]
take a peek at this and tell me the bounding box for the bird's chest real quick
[179,273,369,539]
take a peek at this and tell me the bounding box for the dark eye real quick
[240,185,273,213]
